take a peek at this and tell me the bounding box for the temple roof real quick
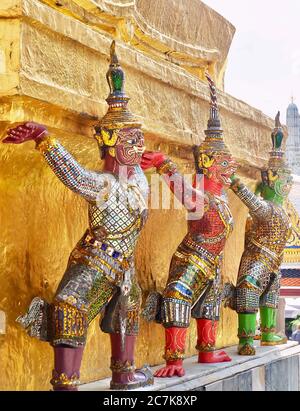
[281,268,300,287]
[284,179,300,265]
[282,269,300,278]
[283,215,300,265]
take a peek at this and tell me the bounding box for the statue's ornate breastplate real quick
[87,173,149,257]
[186,194,234,256]
[247,202,291,260]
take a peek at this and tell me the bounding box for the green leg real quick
[238,313,256,356]
[260,307,287,346]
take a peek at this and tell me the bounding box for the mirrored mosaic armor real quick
[162,192,233,329]
[17,135,148,347]
[231,181,291,313]
[230,112,293,355]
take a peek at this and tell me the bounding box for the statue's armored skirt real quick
[162,193,234,328]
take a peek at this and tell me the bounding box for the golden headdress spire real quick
[95,40,141,142]
[198,72,230,155]
[268,111,289,170]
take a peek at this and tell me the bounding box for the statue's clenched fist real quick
[3,122,48,145]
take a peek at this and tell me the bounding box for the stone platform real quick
[80,341,300,392]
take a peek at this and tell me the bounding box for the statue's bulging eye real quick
[221,160,229,167]
[127,139,136,145]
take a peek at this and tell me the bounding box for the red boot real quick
[51,345,84,391]
[110,333,153,390]
[196,319,231,363]
[154,327,187,378]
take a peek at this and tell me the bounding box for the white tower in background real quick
[286,98,300,175]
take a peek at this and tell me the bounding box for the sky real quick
[202,0,300,123]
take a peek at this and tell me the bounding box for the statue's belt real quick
[83,233,135,350]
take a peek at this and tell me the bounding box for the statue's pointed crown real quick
[97,40,141,131]
[267,111,290,172]
[199,73,230,154]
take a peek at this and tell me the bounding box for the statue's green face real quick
[274,171,293,198]
[261,168,293,202]
[261,185,277,202]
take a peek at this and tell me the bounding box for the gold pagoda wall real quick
[0,0,275,390]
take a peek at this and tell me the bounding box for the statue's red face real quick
[208,153,237,187]
[115,128,145,166]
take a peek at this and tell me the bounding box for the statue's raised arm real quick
[141,73,236,215]
[3,122,110,203]
[230,175,271,219]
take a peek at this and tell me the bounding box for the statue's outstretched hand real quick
[141,151,167,171]
[3,122,48,144]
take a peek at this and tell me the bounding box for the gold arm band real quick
[35,135,58,153]
[156,159,178,176]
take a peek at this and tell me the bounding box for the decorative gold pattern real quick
[156,159,178,176]
[110,359,135,373]
[100,129,119,147]
[284,199,300,264]
[261,337,287,346]
[163,349,185,361]
[238,330,256,339]
[36,136,58,153]
[50,371,80,388]
[260,326,276,334]
[238,344,256,356]
[52,302,87,345]
[195,342,215,352]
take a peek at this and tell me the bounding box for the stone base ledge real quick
[80,341,300,392]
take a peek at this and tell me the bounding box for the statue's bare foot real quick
[154,364,185,378]
[198,350,232,363]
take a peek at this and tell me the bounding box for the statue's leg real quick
[236,257,265,355]
[51,344,84,391]
[16,295,86,391]
[260,271,287,346]
[155,253,207,378]
[51,263,117,391]
[107,280,154,390]
[193,281,231,363]
[237,313,257,356]
[110,334,154,390]
[154,296,189,378]
[154,326,187,378]
[50,301,87,391]
[196,320,232,363]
